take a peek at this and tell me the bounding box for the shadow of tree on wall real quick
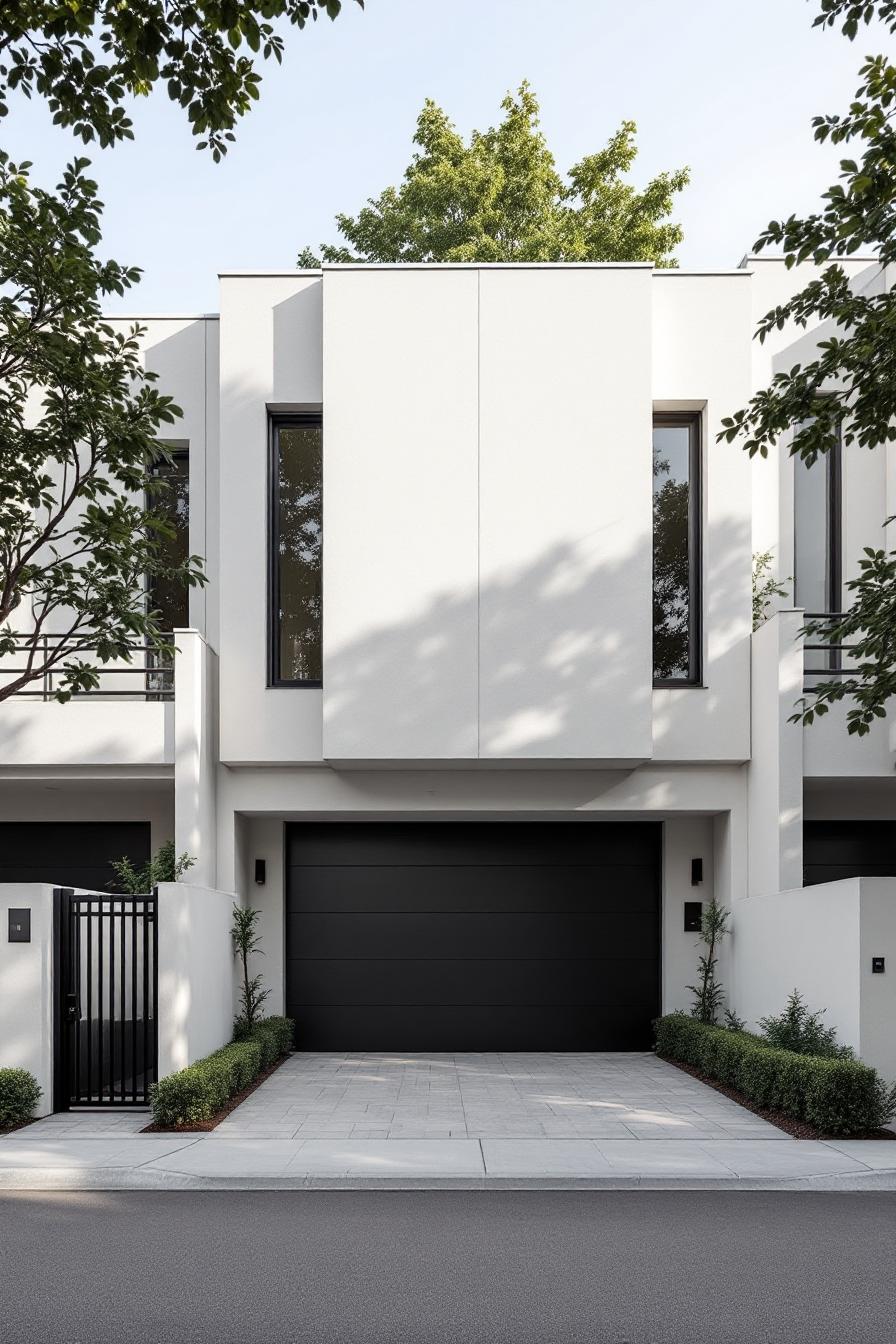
[323,536,655,762]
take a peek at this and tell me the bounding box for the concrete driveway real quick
[211,1051,783,1141]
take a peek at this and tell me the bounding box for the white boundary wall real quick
[734,877,896,1081]
[156,882,236,1078]
[0,884,55,1116]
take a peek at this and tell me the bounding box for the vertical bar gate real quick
[54,888,158,1109]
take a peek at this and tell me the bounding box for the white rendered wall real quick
[218,274,324,765]
[733,877,896,1080]
[478,266,653,761]
[734,880,862,1050]
[651,273,753,762]
[173,630,218,888]
[662,817,716,1015]
[243,817,286,1017]
[0,701,173,769]
[156,881,236,1078]
[860,882,896,1080]
[322,267,479,760]
[0,884,55,1116]
[748,611,804,896]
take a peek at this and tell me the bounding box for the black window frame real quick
[268,413,323,689]
[652,411,703,688]
[793,423,841,617]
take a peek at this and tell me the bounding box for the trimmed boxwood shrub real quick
[0,1068,42,1129]
[655,1013,896,1136]
[150,1016,295,1127]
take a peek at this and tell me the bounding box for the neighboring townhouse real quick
[2,258,895,1111]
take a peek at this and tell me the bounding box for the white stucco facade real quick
[2,257,895,1103]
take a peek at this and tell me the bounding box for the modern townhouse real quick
[2,258,895,1115]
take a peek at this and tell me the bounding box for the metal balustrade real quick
[802,612,857,683]
[0,634,175,701]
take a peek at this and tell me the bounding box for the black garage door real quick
[0,822,151,891]
[285,822,660,1051]
[804,820,896,885]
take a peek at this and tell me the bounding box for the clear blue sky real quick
[3,0,886,312]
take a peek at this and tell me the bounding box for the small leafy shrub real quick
[759,989,853,1059]
[655,1013,896,1136]
[724,1009,747,1033]
[150,1016,295,1126]
[0,1069,42,1128]
[110,840,196,893]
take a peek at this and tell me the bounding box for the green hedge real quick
[0,1068,42,1129]
[655,1013,896,1136]
[150,1016,295,1127]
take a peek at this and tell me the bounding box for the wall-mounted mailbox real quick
[684,901,703,933]
[8,909,31,943]
[872,956,885,974]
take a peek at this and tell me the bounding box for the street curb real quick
[2,1169,896,1192]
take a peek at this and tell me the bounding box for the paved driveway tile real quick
[218,1052,781,1141]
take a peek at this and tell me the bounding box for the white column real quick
[748,609,805,896]
[173,629,218,889]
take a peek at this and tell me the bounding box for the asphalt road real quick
[1,1190,895,1343]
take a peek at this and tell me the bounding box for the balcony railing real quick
[1,634,175,702]
[803,613,856,684]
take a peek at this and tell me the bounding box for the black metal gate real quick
[54,887,158,1109]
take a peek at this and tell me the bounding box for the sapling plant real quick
[110,841,195,893]
[687,898,730,1025]
[232,905,270,1034]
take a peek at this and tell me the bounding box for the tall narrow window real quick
[148,447,190,631]
[794,428,841,615]
[653,414,701,685]
[271,416,322,685]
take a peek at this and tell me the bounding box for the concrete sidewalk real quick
[1,1130,896,1189]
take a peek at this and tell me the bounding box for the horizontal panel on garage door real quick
[287,910,659,960]
[288,956,657,1006]
[287,822,660,869]
[286,864,658,914]
[294,1005,650,1052]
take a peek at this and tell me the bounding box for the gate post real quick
[52,888,73,1113]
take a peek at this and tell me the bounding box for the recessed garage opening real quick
[285,822,661,1051]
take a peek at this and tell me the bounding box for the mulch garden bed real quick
[0,1119,38,1137]
[141,1053,291,1134]
[666,1057,896,1141]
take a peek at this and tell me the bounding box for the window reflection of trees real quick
[653,437,691,681]
[278,424,322,683]
[148,451,190,632]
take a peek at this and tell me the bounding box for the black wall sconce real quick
[691,857,703,887]
[254,859,266,886]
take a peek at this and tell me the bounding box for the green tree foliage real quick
[0,155,206,701]
[0,1,360,159]
[110,840,196,893]
[299,83,689,265]
[752,549,790,631]
[719,1,896,732]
